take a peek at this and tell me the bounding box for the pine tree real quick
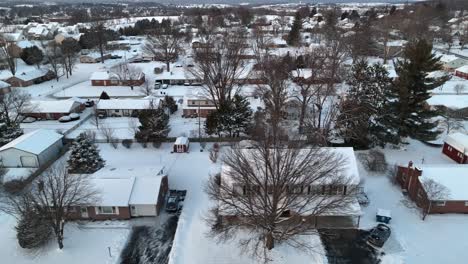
[287,12,302,46]
[337,59,397,147]
[20,46,44,68]
[100,91,110,100]
[231,94,253,137]
[67,133,105,174]
[135,107,170,142]
[386,39,449,142]
[0,112,22,147]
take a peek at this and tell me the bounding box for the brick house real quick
[182,95,217,118]
[90,71,145,87]
[396,162,468,214]
[6,69,56,87]
[68,167,168,220]
[218,147,362,229]
[454,65,468,80]
[23,100,84,120]
[442,133,468,163]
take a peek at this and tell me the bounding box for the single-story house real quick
[90,71,145,87]
[6,69,56,87]
[97,98,161,117]
[22,100,84,120]
[442,133,468,163]
[0,80,11,94]
[68,167,169,220]
[182,94,216,118]
[0,129,63,168]
[154,67,202,85]
[455,65,468,80]
[174,137,189,153]
[218,147,362,229]
[396,162,468,214]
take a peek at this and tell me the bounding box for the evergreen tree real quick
[386,39,449,142]
[20,46,43,68]
[16,210,52,249]
[135,107,170,142]
[0,112,22,147]
[99,91,110,100]
[287,12,302,46]
[309,7,317,18]
[337,59,397,147]
[162,96,178,114]
[204,95,252,137]
[67,133,105,174]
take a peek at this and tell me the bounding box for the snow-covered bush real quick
[122,139,133,149]
[16,210,52,249]
[362,150,387,173]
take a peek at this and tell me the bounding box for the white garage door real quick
[20,156,38,167]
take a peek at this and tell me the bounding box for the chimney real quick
[408,161,413,169]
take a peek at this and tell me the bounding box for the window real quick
[97,206,117,215]
[309,185,323,195]
[289,185,303,194]
[435,201,446,207]
[465,201,468,207]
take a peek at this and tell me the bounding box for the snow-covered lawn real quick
[66,117,138,140]
[360,139,468,264]
[0,213,129,264]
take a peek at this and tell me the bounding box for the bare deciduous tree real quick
[0,164,99,249]
[144,28,183,72]
[454,83,466,95]
[41,41,63,81]
[0,36,17,76]
[110,63,143,88]
[0,89,32,125]
[190,29,249,109]
[420,179,450,220]
[205,141,359,260]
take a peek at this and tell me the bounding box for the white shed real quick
[0,129,63,168]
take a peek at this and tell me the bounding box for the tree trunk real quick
[166,61,170,72]
[299,99,307,132]
[265,232,274,250]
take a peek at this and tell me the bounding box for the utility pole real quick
[198,100,201,143]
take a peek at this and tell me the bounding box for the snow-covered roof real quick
[129,176,164,205]
[444,132,468,154]
[16,40,35,49]
[92,166,166,179]
[26,100,80,113]
[91,177,135,207]
[175,137,189,145]
[0,129,63,155]
[221,147,360,186]
[420,165,468,200]
[377,208,391,218]
[455,65,468,74]
[12,68,49,81]
[97,99,159,110]
[439,54,460,64]
[90,71,119,81]
[0,80,10,89]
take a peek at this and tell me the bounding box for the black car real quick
[85,100,95,107]
[166,193,179,213]
[367,224,391,248]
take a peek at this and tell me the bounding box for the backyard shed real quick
[174,137,189,153]
[0,129,63,168]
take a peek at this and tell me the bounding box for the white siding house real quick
[0,129,63,168]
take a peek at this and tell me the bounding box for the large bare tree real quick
[0,89,32,126]
[144,27,183,72]
[0,164,99,249]
[41,40,63,81]
[420,179,450,221]
[190,29,249,109]
[205,141,359,260]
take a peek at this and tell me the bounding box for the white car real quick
[161,84,169,89]
[69,113,80,121]
[58,116,72,123]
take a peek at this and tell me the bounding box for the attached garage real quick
[129,176,169,217]
[0,129,63,168]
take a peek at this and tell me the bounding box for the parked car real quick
[69,113,80,121]
[58,115,72,123]
[85,100,95,107]
[166,192,179,213]
[154,82,161,89]
[161,84,169,89]
[367,224,391,248]
[22,117,37,123]
[357,192,370,206]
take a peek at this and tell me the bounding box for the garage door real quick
[20,156,38,167]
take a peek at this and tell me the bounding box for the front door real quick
[80,207,89,218]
